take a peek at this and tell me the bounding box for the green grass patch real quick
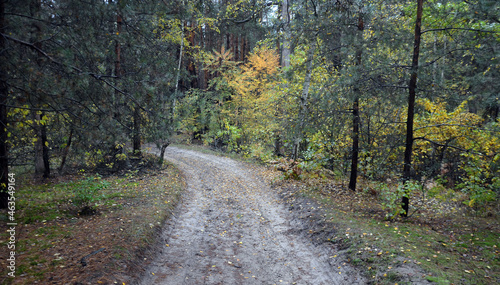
[0,161,185,284]
[299,185,500,285]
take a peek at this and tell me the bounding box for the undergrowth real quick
[0,160,185,284]
[293,179,500,285]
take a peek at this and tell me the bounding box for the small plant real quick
[460,180,497,210]
[274,158,302,180]
[458,160,498,212]
[379,180,422,219]
[73,175,110,215]
[125,169,139,180]
[115,153,127,161]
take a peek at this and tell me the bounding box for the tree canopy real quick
[0,0,498,215]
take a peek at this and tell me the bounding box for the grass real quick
[292,180,500,285]
[0,156,185,284]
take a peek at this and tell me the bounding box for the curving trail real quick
[139,147,363,285]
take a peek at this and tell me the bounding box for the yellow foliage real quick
[227,45,279,99]
[414,98,484,152]
[223,46,280,140]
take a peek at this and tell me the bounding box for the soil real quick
[136,147,365,285]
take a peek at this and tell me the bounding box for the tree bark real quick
[175,20,184,95]
[348,13,364,191]
[349,97,360,191]
[240,35,246,62]
[58,128,73,174]
[132,107,141,155]
[114,4,122,119]
[0,0,9,208]
[33,112,45,175]
[31,0,50,178]
[281,0,291,68]
[293,41,316,160]
[234,34,239,62]
[158,141,170,166]
[402,0,424,217]
[41,116,50,178]
[187,20,198,88]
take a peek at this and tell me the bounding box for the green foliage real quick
[458,160,498,210]
[2,0,498,216]
[379,180,422,219]
[73,176,110,210]
[245,143,274,163]
[214,122,243,152]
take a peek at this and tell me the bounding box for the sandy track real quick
[138,147,363,285]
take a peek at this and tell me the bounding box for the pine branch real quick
[421,27,499,35]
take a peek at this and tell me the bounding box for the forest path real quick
[138,147,363,285]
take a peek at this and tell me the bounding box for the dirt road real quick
[138,147,364,284]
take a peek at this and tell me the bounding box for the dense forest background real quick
[0,0,498,215]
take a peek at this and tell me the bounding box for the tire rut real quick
[138,147,364,285]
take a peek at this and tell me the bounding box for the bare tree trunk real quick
[157,141,170,166]
[41,117,50,178]
[349,97,360,191]
[175,20,185,95]
[349,13,364,191]
[293,41,316,160]
[30,0,50,178]
[241,36,247,62]
[133,107,141,155]
[281,0,291,68]
[58,128,73,174]
[32,112,49,178]
[234,34,239,61]
[187,20,198,88]
[402,0,424,217]
[114,4,122,119]
[0,0,9,208]
[33,112,45,175]
[230,33,235,61]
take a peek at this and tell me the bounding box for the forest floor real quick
[0,153,185,285]
[0,145,498,284]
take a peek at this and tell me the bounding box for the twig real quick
[80,247,106,267]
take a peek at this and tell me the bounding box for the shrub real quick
[379,180,422,219]
[73,175,110,214]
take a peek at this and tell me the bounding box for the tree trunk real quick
[32,112,49,177]
[132,107,141,155]
[348,13,364,191]
[158,141,170,166]
[29,0,50,178]
[240,35,245,62]
[402,0,423,217]
[230,33,235,61]
[114,4,122,119]
[33,112,45,175]
[281,0,291,68]
[187,20,198,88]
[41,117,50,178]
[234,34,239,62]
[274,134,282,156]
[58,128,73,174]
[0,0,9,209]
[349,97,360,191]
[175,20,185,95]
[293,41,316,160]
